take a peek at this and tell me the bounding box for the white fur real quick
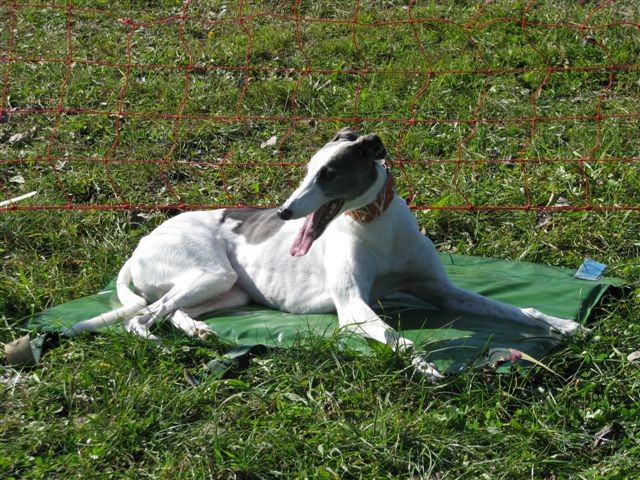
[65,136,581,381]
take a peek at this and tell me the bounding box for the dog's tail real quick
[115,258,146,307]
[62,259,147,337]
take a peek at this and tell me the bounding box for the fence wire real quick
[1,0,639,212]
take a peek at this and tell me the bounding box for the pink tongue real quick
[289,212,318,257]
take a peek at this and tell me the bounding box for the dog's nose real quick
[277,207,293,220]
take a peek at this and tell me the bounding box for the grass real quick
[2,0,640,478]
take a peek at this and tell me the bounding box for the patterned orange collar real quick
[345,169,395,223]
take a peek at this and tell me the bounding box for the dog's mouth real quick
[289,198,345,257]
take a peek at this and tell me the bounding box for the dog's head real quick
[277,127,388,256]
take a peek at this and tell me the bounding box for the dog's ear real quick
[358,133,387,160]
[332,127,359,142]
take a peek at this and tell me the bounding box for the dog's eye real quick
[319,167,337,182]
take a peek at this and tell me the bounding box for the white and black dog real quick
[65,128,580,380]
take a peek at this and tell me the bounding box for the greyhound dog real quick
[65,128,580,380]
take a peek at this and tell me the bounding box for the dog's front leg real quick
[335,297,412,350]
[326,250,443,381]
[324,246,408,348]
[334,297,442,380]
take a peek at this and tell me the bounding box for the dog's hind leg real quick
[123,315,160,340]
[415,281,581,336]
[169,310,213,340]
[126,266,239,340]
[170,285,250,339]
[182,284,250,317]
[403,235,581,336]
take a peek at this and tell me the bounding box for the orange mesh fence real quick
[1,1,639,212]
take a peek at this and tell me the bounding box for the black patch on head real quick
[222,208,285,245]
[318,133,387,201]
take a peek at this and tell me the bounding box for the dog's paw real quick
[170,311,214,339]
[396,336,414,351]
[522,308,585,337]
[193,321,214,340]
[550,318,586,337]
[124,317,159,341]
[411,355,444,383]
[180,319,214,340]
[552,320,591,337]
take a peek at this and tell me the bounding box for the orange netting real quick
[1,0,639,212]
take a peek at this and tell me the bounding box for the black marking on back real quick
[222,207,285,245]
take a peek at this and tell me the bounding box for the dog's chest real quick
[222,220,336,313]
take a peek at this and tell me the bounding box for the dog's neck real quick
[345,167,395,223]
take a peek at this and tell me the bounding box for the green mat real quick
[29,254,623,375]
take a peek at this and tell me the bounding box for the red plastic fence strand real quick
[395,0,438,206]
[1,1,639,212]
[99,14,139,205]
[451,13,495,210]
[3,53,639,78]
[159,0,192,204]
[519,1,548,210]
[276,0,307,190]
[577,33,616,210]
[43,0,74,206]
[1,155,638,168]
[0,0,17,201]
[2,107,639,126]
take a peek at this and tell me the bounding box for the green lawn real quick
[2,1,640,478]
